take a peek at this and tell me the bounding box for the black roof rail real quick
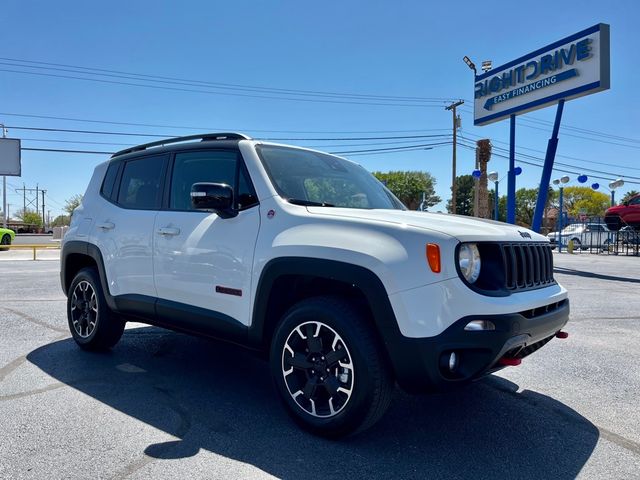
[111,132,252,158]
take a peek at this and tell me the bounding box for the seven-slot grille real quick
[502,243,554,291]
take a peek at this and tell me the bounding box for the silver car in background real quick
[547,223,613,250]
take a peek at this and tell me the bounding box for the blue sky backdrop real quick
[1,0,638,218]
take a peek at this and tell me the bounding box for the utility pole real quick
[445,100,464,214]
[1,125,6,228]
[41,189,46,228]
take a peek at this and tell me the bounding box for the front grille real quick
[501,243,554,291]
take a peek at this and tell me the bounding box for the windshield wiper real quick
[287,198,335,207]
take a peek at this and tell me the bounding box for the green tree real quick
[620,190,639,205]
[561,186,610,217]
[64,194,83,215]
[494,187,556,226]
[51,215,71,227]
[513,188,539,227]
[446,175,475,216]
[373,171,440,210]
[16,209,43,228]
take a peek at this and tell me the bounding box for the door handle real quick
[157,227,181,236]
[97,222,115,231]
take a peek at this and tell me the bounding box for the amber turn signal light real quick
[426,243,441,273]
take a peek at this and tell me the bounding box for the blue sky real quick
[1,0,639,219]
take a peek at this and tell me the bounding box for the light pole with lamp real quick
[484,167,521,222]
[553,176,570,252]
[488,172,499,221]
[608,178,625,206]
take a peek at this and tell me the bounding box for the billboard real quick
[474,24,610,126]
[0,138,21,176]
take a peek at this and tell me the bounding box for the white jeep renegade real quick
[61,133,569,437]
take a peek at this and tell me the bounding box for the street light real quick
[553,176,570,252]
[487,171,499,220]
[463,56,476,75]
[608,178,625,206]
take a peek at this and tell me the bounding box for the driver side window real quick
[169,150,258,211]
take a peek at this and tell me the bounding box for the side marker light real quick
[426,243,441,273]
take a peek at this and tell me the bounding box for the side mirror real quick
[190,183,237,218]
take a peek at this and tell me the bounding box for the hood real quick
[306,208,548,243]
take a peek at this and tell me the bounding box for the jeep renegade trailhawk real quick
[61,133,569,437]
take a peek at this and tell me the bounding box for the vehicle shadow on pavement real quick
[554,266,640,284]
[27,327,598,480]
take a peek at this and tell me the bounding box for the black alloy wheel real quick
[67,267,125,351]
[271,296,394,438]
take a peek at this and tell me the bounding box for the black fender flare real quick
[249,257,410,381]
[61,240,118,311]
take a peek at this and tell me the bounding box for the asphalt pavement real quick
[12,234,57,245]
[1,252,639,479]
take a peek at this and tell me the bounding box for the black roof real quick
[111,132,251,159]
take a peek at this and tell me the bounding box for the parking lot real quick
[1,252,639,479]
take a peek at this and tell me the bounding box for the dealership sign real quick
[0,138,21,176]
[474,24,610,126]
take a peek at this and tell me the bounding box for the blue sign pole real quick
[611,190,615,207]
[506,115,516,224]
[531,99,565,232]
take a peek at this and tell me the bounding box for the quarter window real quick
[101,161,120,201]
[117,155,166,210]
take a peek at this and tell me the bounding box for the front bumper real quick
[390,299,569,393]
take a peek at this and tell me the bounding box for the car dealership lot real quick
[1,253,639,479]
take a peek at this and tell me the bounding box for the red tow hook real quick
[556,331,569,339]
[498,357,522,366]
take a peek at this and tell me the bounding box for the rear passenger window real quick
[170,150,258,211]
[100,161,120,201]
[117,155,166,210]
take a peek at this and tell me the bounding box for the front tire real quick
[270,296,394,438]
[67,267,125,351]
[0,234,11,251]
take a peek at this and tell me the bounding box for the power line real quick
[331,141,452,155]
[457,140,640,185]
[22,147,113,155]
[0,57,452,103]
[460,131,640,172]
[5,125,452,142]
[0,111,448,134]
[0,67,444,108]
[459,100,640,145]
[459,107,640,150]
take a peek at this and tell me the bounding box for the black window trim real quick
[164,147,259,214]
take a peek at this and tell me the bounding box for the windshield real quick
[256,145,405,210]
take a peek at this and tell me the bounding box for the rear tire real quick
[67,267,125,351]
[0,234,10,251]
[605,215,622,231]
[270,296,394,438]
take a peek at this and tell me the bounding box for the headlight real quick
[458,243,481,284]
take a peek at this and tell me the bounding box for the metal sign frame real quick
[0,137,21,176]
[474,23,610,126]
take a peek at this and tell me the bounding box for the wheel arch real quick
[61,241,117,310]
[249,257,405,376]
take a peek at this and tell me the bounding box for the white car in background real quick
[547,223,613,250]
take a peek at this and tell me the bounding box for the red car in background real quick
[605,194,640,230]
